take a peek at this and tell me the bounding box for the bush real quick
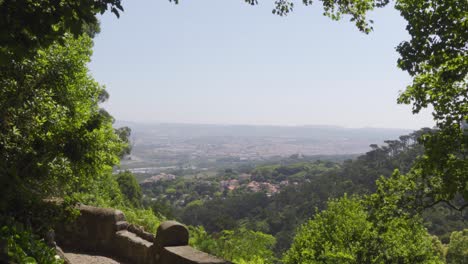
[73,172,164,234]
[189,226,276,263]
[120,207,164,234]
[446,229,468,264]
[116,171,142,208]
[283,196,443,264]
[0,219,63,264]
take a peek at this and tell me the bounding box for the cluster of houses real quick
[141,173,176,185]
[219,179,240,191]
[141,171,294,197]
[219,174,290,196]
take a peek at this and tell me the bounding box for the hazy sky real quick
[89,0,435,129]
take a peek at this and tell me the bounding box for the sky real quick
[89,0,435,129]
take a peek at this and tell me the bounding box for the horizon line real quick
[114,120,427,131]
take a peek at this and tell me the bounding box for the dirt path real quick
[64,252,125,264]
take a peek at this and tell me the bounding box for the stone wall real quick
[55,205,229,264]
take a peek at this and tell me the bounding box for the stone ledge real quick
[161,246,229,264]
[128,224,155,242]
[55,205,230,264]
[116,230,153,248]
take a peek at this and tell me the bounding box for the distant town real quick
[117,122,411,176]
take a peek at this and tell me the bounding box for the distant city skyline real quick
[90,0,435,130]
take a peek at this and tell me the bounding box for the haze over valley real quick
[117,121,412,175]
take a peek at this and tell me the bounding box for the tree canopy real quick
[284,195,443,264]
[0,0,123,63]
[0,33,125,221]
[395,0,468,205]
[446,229,468,264]
[116,170,143,207]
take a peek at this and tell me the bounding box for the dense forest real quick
[1,0,467,264]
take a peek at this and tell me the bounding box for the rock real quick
[155,221,189,248]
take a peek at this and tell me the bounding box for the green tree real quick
[217,227,276,263]
[0,0,123,62]
[116,170,143,207]
[284,195,443,264]
[394,0,468,207]
[189,225,218,255]
[115,126,132,157]
[446,229,468,264]
[0,33,126,222]
[284,196,375,264]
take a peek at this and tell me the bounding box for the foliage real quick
[0,219,63,264]
[366,170,423,218]
[395,0,468,127]
[410,128,468,205]
[283,196,373,264]
[146,199,175,219]
[251,160,339,183]
[430,235,448,263]
[72,171,164,234]
[424,204,468,244]
[0,26,164,261]
[115,126,132,157]
[74,182,164,234]
[116,170,143,207]
[180,192,270,233]
[0,34,126,226]
[189,225,218,253]
[189,226,276,263]
[446,229,468,264]
[72,172,124,208]
[0,22,163,244]
[216,228,276,263]
[366,172,446,263]
[0,0,123,62]
[243,0,390,32]
[284,195,443,264]
[395,0,467,205]
[75,186,164,234]
[120,207,164,233]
